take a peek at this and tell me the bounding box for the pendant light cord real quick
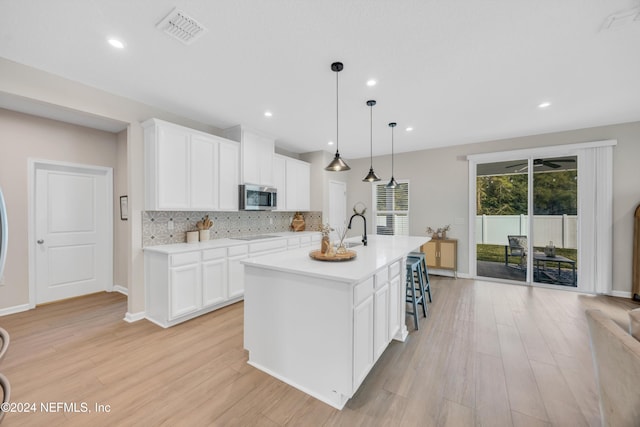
[391,126,394,175]
[335,70,339,154]
[370,105,373,167]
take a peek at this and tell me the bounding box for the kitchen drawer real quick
[311,233,321,243]
[170,251,200,267]
[375,268,389,289]
[202,248,227,261]
[388,260,402,280]
[228,245,249,257]
[250,239,287,254]
[354,277,374,306]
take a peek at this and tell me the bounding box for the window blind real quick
[373,181,409,236]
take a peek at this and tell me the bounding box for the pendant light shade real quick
[386,122,398,188]
[325,62,350,171]
[362,100,381,182]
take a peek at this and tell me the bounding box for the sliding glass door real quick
[475,156,579,288]
[532,156,578,287]
[476,159,529,283]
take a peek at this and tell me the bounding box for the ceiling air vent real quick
[156,7,207,45]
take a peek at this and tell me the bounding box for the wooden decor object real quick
[309,250,356,262]
[633,204,640,301]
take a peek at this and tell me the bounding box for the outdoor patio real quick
[477,259,578,287]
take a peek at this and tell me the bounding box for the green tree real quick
[477,170,576,215]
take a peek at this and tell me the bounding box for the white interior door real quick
[34,164,112,304]
[328,181,347,233]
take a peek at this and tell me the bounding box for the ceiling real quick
[1,1,639,159]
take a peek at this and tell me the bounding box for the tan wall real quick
[0,108,119,308]
[345,121,640,294]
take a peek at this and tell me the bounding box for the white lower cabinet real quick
[202,249,228,307]
[169,263,201,320]
[388,260,403,340]
[374,284,390,359]
[228,245,249,299]
[353,293,375,388]
[353,263,400,390]
[146,246,244,328]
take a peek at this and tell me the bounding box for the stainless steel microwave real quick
[239,184,277,210]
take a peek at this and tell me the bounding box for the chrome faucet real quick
[348,213,367,246]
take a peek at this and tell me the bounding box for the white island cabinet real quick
[242,235,428,409]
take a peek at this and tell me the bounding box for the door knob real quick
[37,239,44,244]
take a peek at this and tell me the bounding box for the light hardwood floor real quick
[0,278,638,426]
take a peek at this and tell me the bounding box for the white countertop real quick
[242,235,429,284]
[143,231,321,254]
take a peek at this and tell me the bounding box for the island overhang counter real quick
[242,235,429,409]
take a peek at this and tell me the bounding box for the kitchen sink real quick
[231,234,281,241]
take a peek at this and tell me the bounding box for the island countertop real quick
[241,234,429,284]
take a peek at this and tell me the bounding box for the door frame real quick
[467,140,615,291]
[28,159,113,308]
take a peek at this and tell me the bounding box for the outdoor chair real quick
[505,235,527,269]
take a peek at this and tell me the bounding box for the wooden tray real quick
[309,249,357,262]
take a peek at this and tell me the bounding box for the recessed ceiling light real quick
[406,127,413,132]
[366,79,377,87]
[328,141,334,146]
[264,111,273,117]
[538,102,551,109]
[107,38,125,49]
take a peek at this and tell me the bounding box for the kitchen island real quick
[242,234,429,409]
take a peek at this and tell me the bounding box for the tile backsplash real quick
[142,211,322,246]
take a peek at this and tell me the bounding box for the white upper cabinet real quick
[272,155,287,211]
[272,154,310,212]
[190,134,218,210]
[143,118,240,211]
[224,125,275,187]
[285,157,311,211]
[218,140,240,211]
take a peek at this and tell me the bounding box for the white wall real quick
[345,121,640,294]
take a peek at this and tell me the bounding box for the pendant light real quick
[362,100,381,182]
[386,122,398,188]
[325,62,351,171]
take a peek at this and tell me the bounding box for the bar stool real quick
[409,252,432,303]
[406,258,427,330]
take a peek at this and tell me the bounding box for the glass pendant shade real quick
[386,122,397,188]
[325,62,350,171]
[362,99,381,182]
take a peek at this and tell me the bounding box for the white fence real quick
[475,214,577,249]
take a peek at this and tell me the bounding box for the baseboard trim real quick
[112,285,128,296]
[0,303,31,317]
[124,311,145,323]
[428,269,471,279]
[610,290,632,299]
